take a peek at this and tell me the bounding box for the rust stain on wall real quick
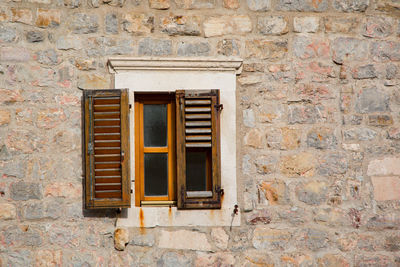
[139,208,146,234]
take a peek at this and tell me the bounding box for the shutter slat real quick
[94,141,121,147]
[186,135,212,141]
[95,163,121,169]
[95,184,122,191]
[94,98,120,105]
[185,114,211,119]
[94,148,121,154]
[94,119,121,126]
[94,127,120,133]
[94,112,120,119]
[185,107,211,112]
[95,177,121,183]
[94,134,120,140]
[95,191,122,198]
[185,121,211,127]
[94,105,120,112]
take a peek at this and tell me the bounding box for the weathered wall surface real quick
[1,0,400,265]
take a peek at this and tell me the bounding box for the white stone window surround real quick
[108,57,242,227]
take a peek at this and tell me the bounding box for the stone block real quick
[243,250,274,266]
[7,130,47,153]
[280,152,316,177]
[243,109,255,128]
[7,251,32,267]
[0,8,8,22]
[244,128,263,148]
[293,36,330,59]
[259,180,287,205]
[10,182,43,201]
[376,0,400,12]
[384,235,400,251]
[122,13,154,34]
[288,104,331,124]
[246,40,287,60]
[35,49,61,66]
[318,152,348,176]
[0,109,11,125]
[388,127,400,139]
[149,0,170,9]
[36,9,60,28]
[35,250,62,267]
[255,155,277,174]
[138,38,172,56]
[247,209,272,224]
[257,16,288,35]
[296,181,327,205]
[302,228,328,250]
[64,0,81,8]
[246,0,270,10]
[105,14,118,34]
[211,228,229,250]
[362,16,394,38]
[371,41,400,62]
[0,47,30,62]
[294,83,334,102]
[371,176,400,201]
[203,16,251,37]
[386,63,397,79]
[114,228,129,251]
[78,73,109,88]
[0,26,17,43]
[252,227,291,250]
[217,39,240,56]
[355,255,393,267]
[317,254,349,266]
[355,87,389,113]
[195,252,235,266]
[224,0,239,9]
[159,252,192,267]
[276,0,328,11]
[44,182,81,198]
[36,108,66,129]
[27,31,44,43]
[368,115,393,126]
[324,17,359,33]
[343,127,377,141]
[160,15,200,36]
[130,232,155,246]
[56,36,81,50]
[293,16,319,33]
[366,213,400,230]
[20,200,62,220]
[280,127,301,150]
[159,230,212,251]
[333,0,370,12]
[332,37,368,64]
[0,203,16,220]
[367,157,400,176]
[174,0,215,8]
[71,13,98,34]
[11,8,32,25]
[352,64,377,79]
[306,127,337,149]
[29,0,51,3]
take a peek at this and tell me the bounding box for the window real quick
[84,89,222,209]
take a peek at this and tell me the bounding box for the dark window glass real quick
[144,153,168,196]
[186,151,207,191]
[143,104,167,147]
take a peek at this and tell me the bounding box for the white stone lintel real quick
[107,57,243,75]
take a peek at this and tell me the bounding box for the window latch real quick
[214,104,223,112]
[121,151,125,162]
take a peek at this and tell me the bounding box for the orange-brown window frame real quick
[134,94,176,206]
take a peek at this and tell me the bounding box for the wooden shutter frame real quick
[84,89,131,209]
[176,89,222,209]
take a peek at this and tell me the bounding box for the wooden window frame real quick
[134,93,176,207]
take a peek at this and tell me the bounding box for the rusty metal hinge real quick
[215,104,223,112]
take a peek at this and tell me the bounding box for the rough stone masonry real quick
[0,0,400,265]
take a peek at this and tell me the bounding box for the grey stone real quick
[318,153,348,176]
[64,0,81,8]
[217,39,240,56]
[362,16,394,38]
[4,226,43,247]
[366,214,400,230]
[26,31,44,43]
[21,201,62,220]
[288,105,328,124]
[352,64,377,79]
[343,127,377,141]
[66,202,84,220]
[332,38,368,64]
[243,109,255,127]
[105,14,118,34]
[246,0,271,10]
[7,250,31,267]
[105,39,133,55]
[49,225,79,246]
[304,228,328,250]
[293,36,329,59]
[56,36,81,50]
[157,252,192,267]
[0,47,31,62]
[255,155,277,174]
[371,41,400,62]
[333,0,369,12]
[342,115,363,125]
[177,42,209,56]
[242,154,251,174]
[89,0,100,7]
[297,182,327,205]
[257,16,288,35]
[386,64,397,80]
[276,0,328,11]
[0,145,11,160]
[2,157,26,178]
[138,38,172,56]
[10,182,43,201]
[0,26,17,43]
[131,233,155,246]
[307,128,337,149]
[160,16,200,36]
[355,87,389,113]
[36,49,60,65]
[71,13,99,34]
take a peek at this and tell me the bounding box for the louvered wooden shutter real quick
[83,89,131,209]
[176,90,222,209]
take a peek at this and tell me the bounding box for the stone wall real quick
[1,0,400,265]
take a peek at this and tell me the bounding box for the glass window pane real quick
[144,153,168,196]
[186,151,207,191]
[143,104,167,147]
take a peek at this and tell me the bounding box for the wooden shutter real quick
[83,89,131,209]
[176,90,222,209]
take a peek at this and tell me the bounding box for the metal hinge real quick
[215,104,223,112]
[88,142,94,155]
